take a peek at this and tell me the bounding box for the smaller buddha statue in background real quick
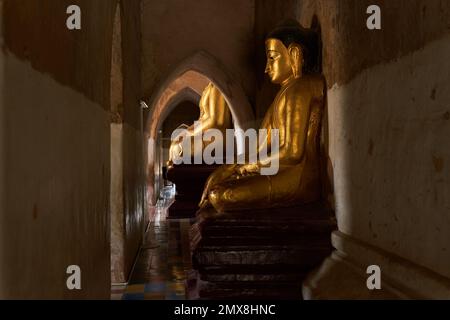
[199,21,324,215]
[167,83,232,168]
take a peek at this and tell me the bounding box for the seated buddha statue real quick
[167,82,232,167]
[199,21,324,216]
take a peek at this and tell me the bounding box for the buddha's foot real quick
[198,197,208,209]
[197,205,226,220]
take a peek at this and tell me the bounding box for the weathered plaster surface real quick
[3,0,116,108]
[110,123,144,284]
[299,0,450,88]
[1,0,145,298]
[0,52,110,298]
[110,124,125,283]
[122,123,145,278]
[328,34,450,279]
[141,0,256,103]
[297,0,450,297]
[116,0,146,285]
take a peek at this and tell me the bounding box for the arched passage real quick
[156,86,201,134]
[156,87,201,167]
[145,52,254,135]
[152,88,202,207]
[144,52,254,210]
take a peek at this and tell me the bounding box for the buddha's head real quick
[265,20,319,84]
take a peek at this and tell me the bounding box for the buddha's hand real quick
[198,172,217,209]
[173,135,184,146]
[236,163,260,177]
[198,164,237,208]
[169,141,183,164]
[198,195,210,210]
[170,129,189,149]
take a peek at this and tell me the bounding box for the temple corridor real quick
[1,0,450,300]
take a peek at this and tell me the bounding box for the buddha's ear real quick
[288,43,303,78]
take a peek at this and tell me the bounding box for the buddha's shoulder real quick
[287,74,325,98]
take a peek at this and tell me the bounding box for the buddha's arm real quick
[257,108,272,152]
[185,120,207,137]
[206,85,228,128]
[258,93,310,167]
[235,109,272,175]
[237,97,308,175]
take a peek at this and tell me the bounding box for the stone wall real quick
[0,0,114,298]
[298,0,450,298]
[111,0,146,284]
[0,0,145,298]
[140,0,256,104]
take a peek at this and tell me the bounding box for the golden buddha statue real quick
[199,21,324,215]
[167,82,232,167]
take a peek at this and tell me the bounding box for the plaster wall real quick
[0,0,145,298]
[141,0,256,104]
[110,1,146,284]
[0,52,110,298]
[122,122,146,279]
[111,123,125,283]
[327,35,450,279]
[297,0,450,296]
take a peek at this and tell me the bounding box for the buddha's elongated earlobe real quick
[289,44,303,78]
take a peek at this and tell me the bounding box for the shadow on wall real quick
[299,0,450,298]
[310,15,335,212]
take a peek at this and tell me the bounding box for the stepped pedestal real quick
[187,203,336,299]
[166,164,220,219]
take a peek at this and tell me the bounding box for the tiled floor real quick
[111,283,126,300]
[112,216,194,300]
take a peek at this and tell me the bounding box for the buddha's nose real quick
[265,63,270,74]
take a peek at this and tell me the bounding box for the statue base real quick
[187,203,336,299]
[166,164,220,219]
